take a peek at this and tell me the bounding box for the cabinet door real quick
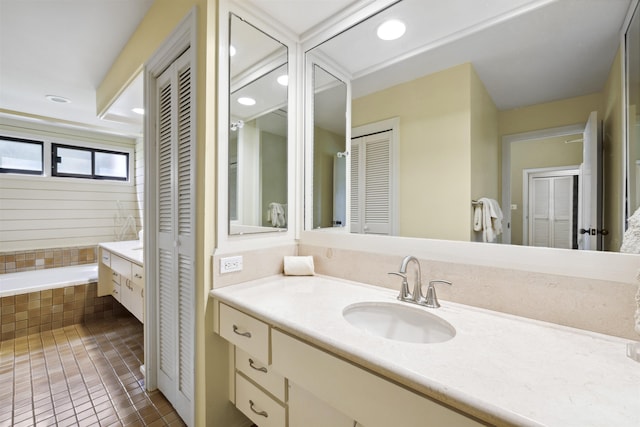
[122,279,144,323]
[289,382,355,427]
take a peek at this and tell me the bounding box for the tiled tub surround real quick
[0,246,97,274]
[0,283,122,341]
[300,244,639,340]
[211,275,640,427]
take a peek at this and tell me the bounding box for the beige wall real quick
[313,126,344,228]
[352,63,474,241]
[469,66,499,241]
[498,92,603,137]
[602,48,624,251]
[509,134,583,246]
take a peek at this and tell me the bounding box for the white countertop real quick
[210,275,640,427]
[99,240,143,265]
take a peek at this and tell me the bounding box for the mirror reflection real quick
[311,64,347,229]
[624,2,640,252]
[307,0,634,251]
[229,14,288,235]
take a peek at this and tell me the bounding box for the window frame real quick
[51,143,129,181]
[0,136,44,175]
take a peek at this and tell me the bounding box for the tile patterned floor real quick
[0,314,185,426]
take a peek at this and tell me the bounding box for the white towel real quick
[284,256,315,276]
[477,198,503,243]
[620,206,640,254]
[267,202,287,228]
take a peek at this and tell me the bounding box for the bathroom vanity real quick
[211,275,639,427]
[98,240,144,322]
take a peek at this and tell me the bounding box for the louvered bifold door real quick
[155,48,195,427]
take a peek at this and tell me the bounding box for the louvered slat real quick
[365,139,390,224]
[158,248,176,377]
[350,143,360,225]
[158,81,173,233]
[178,254,194,399]
[177,66,192,235]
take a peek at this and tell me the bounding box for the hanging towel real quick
[621,206,640,254]
[477,198,504,243]
[267,202,287,228]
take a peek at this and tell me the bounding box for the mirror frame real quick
[625,0,640,235]
[217,0,300,251]
[299,0,640,282]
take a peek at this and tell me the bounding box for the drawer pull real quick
[249,400,268,418]
[134,273,143,279]
[248,358,267,373]
[232,325,251,338]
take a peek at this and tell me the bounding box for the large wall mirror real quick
[306,0,638,252]
[228,13,288,235]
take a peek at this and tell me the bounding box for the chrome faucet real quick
[388,255,422,303]
[388,256,452,308]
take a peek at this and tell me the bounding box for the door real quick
[155,49,195,426]
[333,155,346,227]
[529,174,575,249]
[578,111,603,250]
[350,131,392,235]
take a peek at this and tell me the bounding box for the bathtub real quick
[0,264,98,297]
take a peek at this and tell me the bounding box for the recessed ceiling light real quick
[230,45,236,57]
[377,19,406,41]
[132,108,145,115]
[45,95,71,104]
[237,97,256,106]
[277,75,289,86]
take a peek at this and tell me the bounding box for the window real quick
[0,136,44,175]
[52,144,129,181]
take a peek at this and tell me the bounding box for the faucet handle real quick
[424,280,452,308]
[388,272,411,301]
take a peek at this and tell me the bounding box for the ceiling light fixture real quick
[132,107,145,115]
[45,95,71,104]
[277,75,289,86]
[230,45,236,57]
[237,97,256,106]
[377,19,406,41]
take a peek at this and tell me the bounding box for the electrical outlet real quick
[220,256,243,273]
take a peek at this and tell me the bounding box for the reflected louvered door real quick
[350,132,391,235]
[350,142,361,232]
[155,49,194,426]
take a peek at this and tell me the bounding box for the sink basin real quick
[342,302,455,344]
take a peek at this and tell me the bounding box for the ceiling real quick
[0,0,153,137]
[0,0,634,137]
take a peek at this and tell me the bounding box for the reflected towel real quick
[477,198,503,243]
[267,202,287,228]
[621,206,640,254]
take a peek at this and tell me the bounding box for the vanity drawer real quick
[111,270,121,285]
[101,250,111,266]
[235,348,285,401]
[236,373,285,427]
[110,254,131,279]
[111,281,121,302]
[220,303,270,363]
[131,263,144,287]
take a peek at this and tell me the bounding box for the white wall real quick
[0,118,141,251]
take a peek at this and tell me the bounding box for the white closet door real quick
[155,49,195,427]
[350,131,391,235]
[529,175,573,249]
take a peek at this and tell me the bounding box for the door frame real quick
[522,166,579,247]
[501,124,584,244]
